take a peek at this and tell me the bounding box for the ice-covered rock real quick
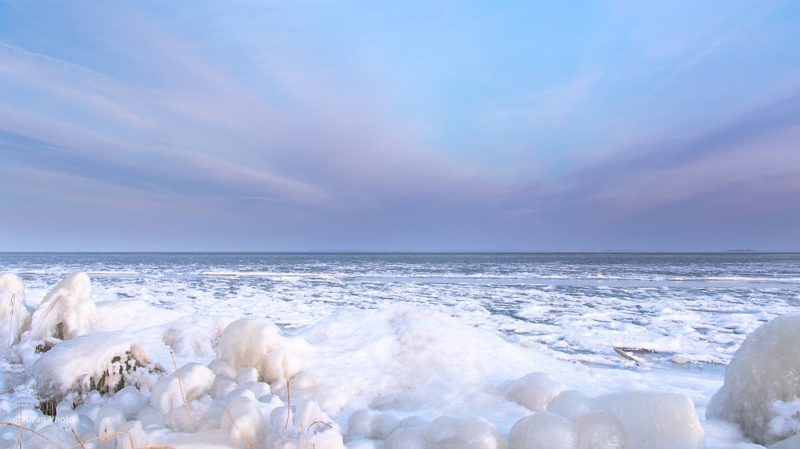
[158,429,238,448]
[208,358,237,378]
[114,385,148,418]
[236,366,259,385]
[594,391,703,449]
[575,411,627,449]
[347,408,401,440]
[29,272,96,341]
[217,318,310,386]
[423,415,501,449]
[707,314,800,445]
[509,390,701,449]
[548,390,593,420]
[221,396,266,447]
[212,375,238,399]
[32,331,157,404]
[151,362,215,415]
[508,412,576,449]
[385,427,426,449]
[96,404,127,439]
[22,424,74,449]
[0,273,29,351]
[507,372,567,412]
[294,400,345,449]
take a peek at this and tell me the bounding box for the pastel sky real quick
[1,1,799,251]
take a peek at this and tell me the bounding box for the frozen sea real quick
[4,252,798,368]
[1,252,799,447]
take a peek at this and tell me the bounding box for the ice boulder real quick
[575,411,627,449]
[548,390,593,420]
[217,318,310,385]
[221,396,266,447]
[151,362,216,415]
[507,372,567,412]
[29,272,96,341]
[157,429,239,449]
[594,391,703,449]
[385,427,426,449]
[0,272,29,350]
[707,314,800,445]
[347,408,401,440]
[508,413,576,449]
[32,331,158,405]
[423,415,501,449]
[294,400,345,449]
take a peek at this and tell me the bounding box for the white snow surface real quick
[0,255,798,449]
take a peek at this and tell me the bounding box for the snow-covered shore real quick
[1,271,798,449]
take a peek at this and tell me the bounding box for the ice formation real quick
[707,314,800,445]
[31,331,157,403]
[507,372,567,412]
[593,391,704,449]
[29,272,96,341]
[0,272,29,352]
[509,412,576,449]
[506,390,703,449]
[217,318,310,387]
[1,268,798,449]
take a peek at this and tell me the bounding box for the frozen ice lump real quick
[707,314,800,446]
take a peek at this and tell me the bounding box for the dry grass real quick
[7,293,16,349]
[2,420,177,449]
[222,405,258,449]
[285,377,292,429]
[169,351,189,409]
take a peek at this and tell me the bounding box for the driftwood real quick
[613,346,642,365]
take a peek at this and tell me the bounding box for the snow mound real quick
[32,331,158,404]
[707,314,800,445]
[29,272,96,341]
[0,272,29,351]
[217,318,310,386]
[296,306,569,416]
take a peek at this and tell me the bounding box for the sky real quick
[1,1,799,251]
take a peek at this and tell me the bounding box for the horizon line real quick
[2,250,799,254]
